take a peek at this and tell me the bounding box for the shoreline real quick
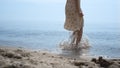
[0,45,119,59]
[0,46,120,68]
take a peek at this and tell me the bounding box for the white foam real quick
[59,36,91,50]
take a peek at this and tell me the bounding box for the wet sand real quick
[0,46,120,68]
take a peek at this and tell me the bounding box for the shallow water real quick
[0,29,120,58]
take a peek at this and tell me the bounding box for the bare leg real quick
[75,28,83,46]
[70,28,83,48]
[71,31,76,44]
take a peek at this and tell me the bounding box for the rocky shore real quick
[0,47,120,68]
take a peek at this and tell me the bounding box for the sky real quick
[0,0,120,31]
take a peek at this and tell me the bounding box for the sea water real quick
[0,27,120,58]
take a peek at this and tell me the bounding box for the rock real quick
[91,57,118,68]
[73,61,99,68]
[59,56,63,59]
[3,65,17,68]
[21,53,31,57]
[14,49,31,57]
[42,53,46,55]
[1,51,15,58]
[108,62,120,68]
[3,63,33,68]
[29,59,38,65]
[91,58,97,63]
[14,54,22,59]
[14,49,23,53]
[1,51,22,59]
[98,56,112,67]
[73,61,85,66]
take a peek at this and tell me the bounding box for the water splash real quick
[59,35,91,50]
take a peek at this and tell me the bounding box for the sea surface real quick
[0,28,120,58]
